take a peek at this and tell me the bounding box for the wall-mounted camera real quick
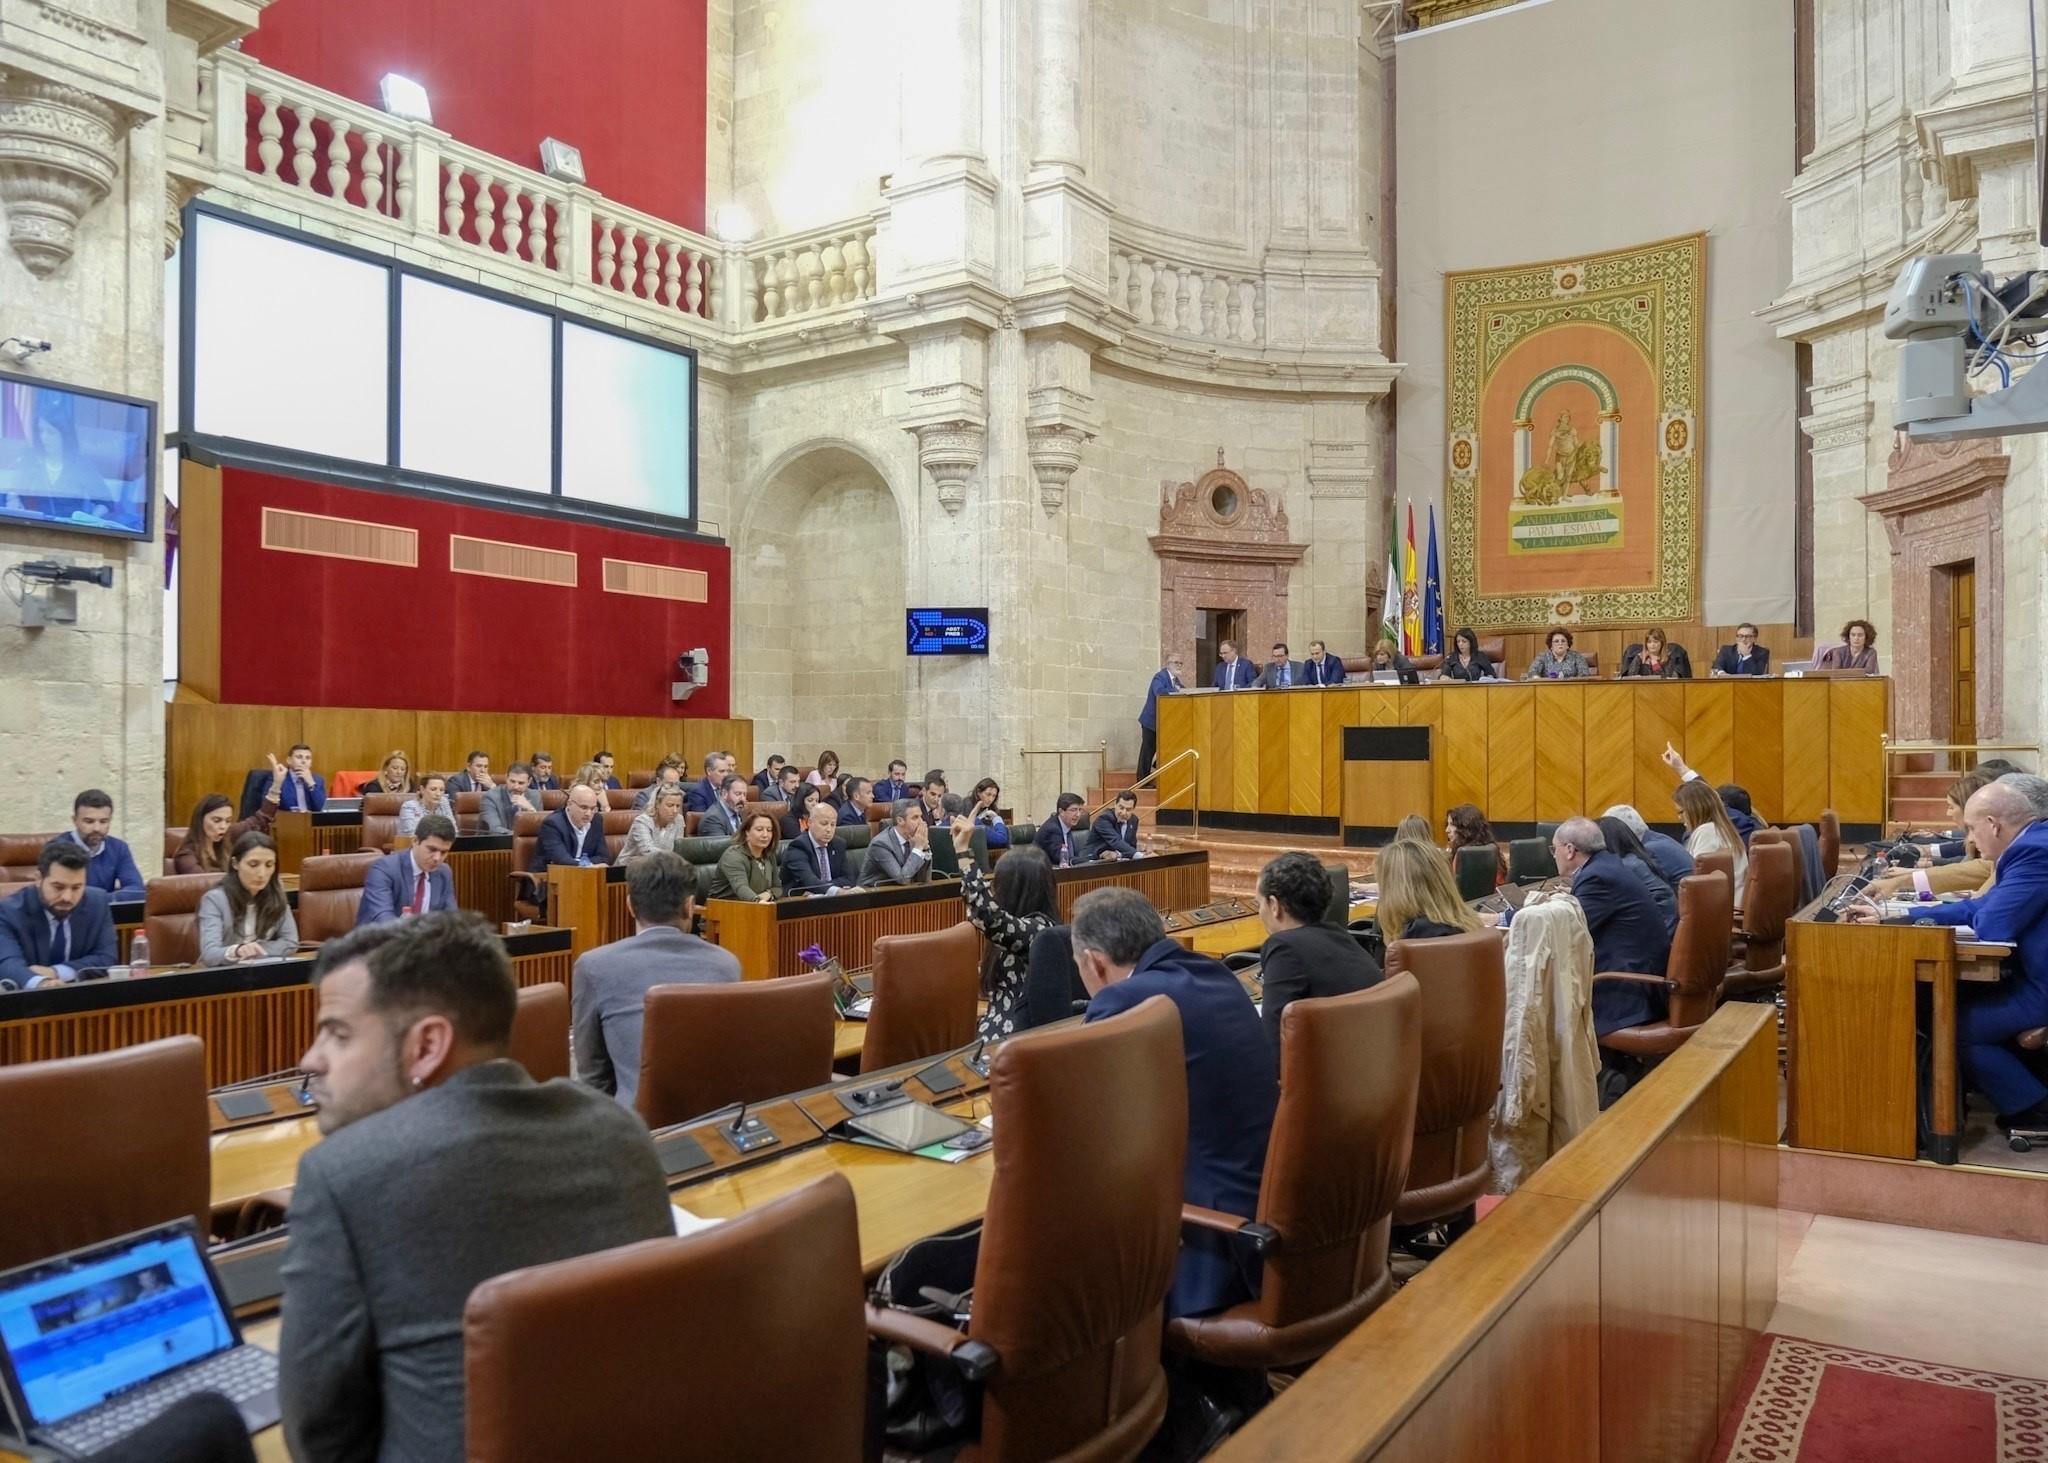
[672,646,710,703]
[0,337,53,365]
[9,558,113,627]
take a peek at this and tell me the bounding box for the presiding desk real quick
[1786,907,2008,1164]
[1157,676,1888,834]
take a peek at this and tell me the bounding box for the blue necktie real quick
[816,840,829,882]
[52,917,68,965]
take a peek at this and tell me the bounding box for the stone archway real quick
[734,444,910,770]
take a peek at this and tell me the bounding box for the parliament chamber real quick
[4,0,2046,1458]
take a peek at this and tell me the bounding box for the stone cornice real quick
[1918,87,2038,203]
[1146,533,1307,565]
[1859,435,2010,520]
[1760,201,1978,341]
[1800,398,1875,454]
[1100,333,1401,397]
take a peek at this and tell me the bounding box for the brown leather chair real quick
[454,791,484,835]
[628,769,655,789]
[860,921,983,1072]
[1598,870,1733,1059]
[0,1036,209,1271]
[161,829,187,875]
[1723,839,1797,999]
[510,810,547,920]
[509,981,570,1083]
[1167,975,1422,1372]
[1384,930,1506,1227]
[0,833,56,883]
[1694,847,1734,890]
[603,808,637,861]
[465,1173,865,1463]
[605,788,638,811]
[869,995,1187,1462]
[359,793,404,853]
[540,790,567,811]
[1819,808,1842,875]
[144,873,221,967]
[296,850,379,942]
[636,972,837,1129]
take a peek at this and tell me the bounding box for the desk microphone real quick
[965,1038,990,1077]
[1813,855,1883,922]
[725,1100,749,1138]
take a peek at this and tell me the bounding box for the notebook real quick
[0,1219,279,1457]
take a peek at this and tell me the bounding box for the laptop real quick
[0,1219,279,1458]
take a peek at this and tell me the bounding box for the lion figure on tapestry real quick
[1518,408,1604,505]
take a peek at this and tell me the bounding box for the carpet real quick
[1713,1334,2048,1463]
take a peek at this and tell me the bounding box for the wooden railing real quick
[1218,1001,1778,1462]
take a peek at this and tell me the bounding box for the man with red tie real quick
[356,817,458,925]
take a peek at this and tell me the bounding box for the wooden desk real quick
[0,929,574,1089]
[1785,915,2006,1163]
[1157,677,1890,831]
[544,863,631,960]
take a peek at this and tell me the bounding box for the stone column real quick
[1304,401,1380,655]
[1030,0,1084,174]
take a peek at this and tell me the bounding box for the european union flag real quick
[1422,506,1444,656]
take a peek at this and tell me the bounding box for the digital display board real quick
[906,608,990,656]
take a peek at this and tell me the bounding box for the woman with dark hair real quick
[1597,814,1678,932]
[1438,627,1498,682]
[951,818,1059,1039]
[806,750,841,789]
[197,833,297,964]
[1525,628,1592,680]
[966,776,1010,848]
[779,783,818,841]
[1620,627,1692,679]
[711,811,782,901]
[175,781,281,875]
[1814,618,1880,673]
[1443,803,1507,885]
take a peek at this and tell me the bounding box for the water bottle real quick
[128,931,150,976]
[1060,844,1071,868]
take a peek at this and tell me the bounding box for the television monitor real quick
[906,608,990,656]
[0,373,156,541]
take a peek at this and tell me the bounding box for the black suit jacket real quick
[0,886,117,988]
[1711,644,1771,675]
[1089,810,1142,859]
[1035,816,1081,867]
[1257,923,1381,1055]
[1572,851,1672,1035]
[780,833,851,893]
[531,809,609,872]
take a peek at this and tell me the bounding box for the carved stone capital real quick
[164,166,211,259]
[1027,422,1090,515]
[0,70,136,277]
[916,421,985,514]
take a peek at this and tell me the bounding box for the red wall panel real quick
[217,469,730,718]
[245,0,708,231]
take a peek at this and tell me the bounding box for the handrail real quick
[1019,743,1107,819]
[1878,735,2042,827]
[1090,748,1200,835]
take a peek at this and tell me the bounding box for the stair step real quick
[1889,771,1955,799]
[1890,797,1951,824]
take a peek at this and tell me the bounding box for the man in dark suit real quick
[1036,793,1086,867]
[696,775,752,840]
[279,913,672,1462]
[780,799,851,893]
[752,755,788,794]
[860,801,934,887]
[48,788,143,894]
[1254,851,1381,1054]
[684,752,732,813]
[531,784,609,872]
[527,752,561,791]
[357,817,458,925]
[478,762,544,835]
[445,750,494,796]
[573,853,741,1107]
[1136,653,1184,780]
[0,843,116,989]
[1302,639,1348,687]
[1073,887,1277,1319]
[1212,640,1257,690]
[593,751,623,791]
[1090,790,1143,860]
[872,760,912,804]
[1252,641,1304,690]
[276,742,328,812]
[1552,817,1671,1035]
[1710,624,1771,676]
[1851,780,2048,1127]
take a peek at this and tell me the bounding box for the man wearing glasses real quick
[1710,623,1770,676]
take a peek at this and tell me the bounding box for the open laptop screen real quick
[0,1223,235,1428]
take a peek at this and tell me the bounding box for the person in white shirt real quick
[399,775,460,839]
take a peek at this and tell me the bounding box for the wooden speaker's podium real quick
[1340,726,1432,845]
[271,810,314,876]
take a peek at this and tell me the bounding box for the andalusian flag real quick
[1423,506,1445,655]
[1401,504,1422,655]
[1379,547,1401,648]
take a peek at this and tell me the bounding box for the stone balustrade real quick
[1109,238,1263,345]
[743,222,880,322]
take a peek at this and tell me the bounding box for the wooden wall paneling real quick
[1171,696,1206,812]
[1783,921,1924,1158]
[669,719,753,782]
[1533,684,1587,822]
[600,718,684,777]
[1229,695,1261,813]
[1730,679,1786,822]
[165,703,304,826]
[1827,679,1887,823]
[516,714,611,774]
[1257,694,1291,815]
[1581,684,1635,819]
[299,708,422,782]
[1681,684,1736,792]
[1780,679,1832,821]
[1439,685,1491,818]
[177,460,223,702]
[1631,683,1687,818]
[1282,696,1324,817]
[415,711,520,780]
[1485,685,1537,824]
[1394,688,1445,822]
[1717,1024,1779,1400]
[1190,695,1221,810]
[1321,689,1368,820]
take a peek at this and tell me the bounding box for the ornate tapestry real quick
[1442,233,1704,629]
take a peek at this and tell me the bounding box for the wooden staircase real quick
[1091,769,1375,897]
[1886,751,1955,833]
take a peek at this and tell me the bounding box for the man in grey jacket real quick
[572,851,741,1105]
[279,912,672,1463]
[695,774,752,841]
[477,761,545,835]
[860,800,936,887]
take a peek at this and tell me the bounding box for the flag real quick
[1379,547,1401,648]
[1423,505,1444,655]
[1401,504,1422,656]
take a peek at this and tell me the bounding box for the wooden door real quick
[1948,562,1976,754]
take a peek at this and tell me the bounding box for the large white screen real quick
[398,276,553,494]
[190,214,388,463]
[559,323,693,518]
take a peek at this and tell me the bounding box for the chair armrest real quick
[1180,1204,1280,1257]
[1591,971,1676,989]
[864,1304,999,1381]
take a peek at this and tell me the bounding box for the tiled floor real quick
[1958,1101,2048,1173]
[1769,1212,2048,1376]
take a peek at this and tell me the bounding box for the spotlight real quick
[539,138,585,184]
[378,74,432,124]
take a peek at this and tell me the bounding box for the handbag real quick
[871,1222,984,1449]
